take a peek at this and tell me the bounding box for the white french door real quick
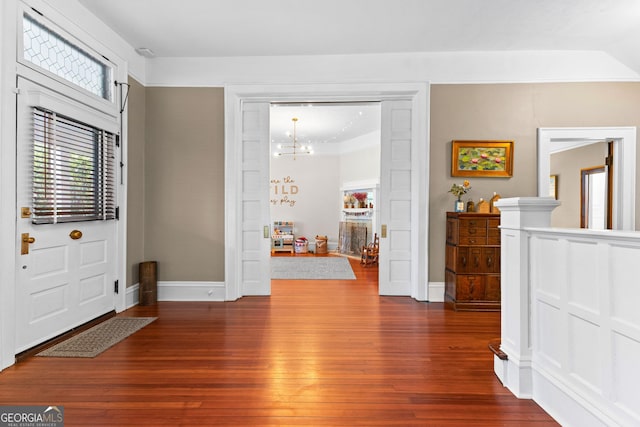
[15,78,117,352]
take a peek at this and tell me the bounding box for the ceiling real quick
[77,0,640,64]
[270,103,381,155]
[76,0,640,147]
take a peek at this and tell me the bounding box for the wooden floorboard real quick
[0,255,558,426]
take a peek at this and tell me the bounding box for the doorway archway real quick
[537,127,636,230]
[224,83,430,301]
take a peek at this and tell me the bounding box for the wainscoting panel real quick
[528,230,640,427]
[567,239,599,314]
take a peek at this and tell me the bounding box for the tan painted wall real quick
[127,82,640,286]
[144,87,225,282]
[430,82,640,283]
[126,77,146,286]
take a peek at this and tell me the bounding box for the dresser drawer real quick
[459,219,488,236]
[454,274,501,301]
[459,218,488,245]
[447,246,500,274]
[485,275,501,301]
[459,235,487,245]
[460,218,487,229]
[488,219,500,244]
[483,247,500,273]
[456,275,487,301]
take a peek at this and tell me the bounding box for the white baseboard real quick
[494,355,507,385]
[532,367,626,427]
[158,281,226,301]
[128,281,442,303]
[126,283,140,308]
[500,351,533,399]
[428,281,445,302]
[125,281,226,306]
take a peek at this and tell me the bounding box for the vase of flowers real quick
[352,192,368,208]
[448,180,471,212]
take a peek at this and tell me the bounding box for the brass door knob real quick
[20,233,35,255]
[69,230,83,240]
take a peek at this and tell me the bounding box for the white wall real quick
[339,131,382,184]
[269,131,381,248]
[270,155,342,245]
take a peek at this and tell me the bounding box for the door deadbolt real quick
[21,233,36,255]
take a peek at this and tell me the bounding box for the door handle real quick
[21,233,36,255]
[69,230,83,240]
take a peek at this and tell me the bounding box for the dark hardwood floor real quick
[0,254,558,426]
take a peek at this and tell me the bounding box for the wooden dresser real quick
[445,212,501,311]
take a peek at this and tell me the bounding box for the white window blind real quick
[32,107,116,224]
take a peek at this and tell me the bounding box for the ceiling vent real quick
[135,47,155,58]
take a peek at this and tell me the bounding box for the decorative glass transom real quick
[23,14,112,101]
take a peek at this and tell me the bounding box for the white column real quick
[493,197,559,398]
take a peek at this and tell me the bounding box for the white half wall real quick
[496,197,640,427]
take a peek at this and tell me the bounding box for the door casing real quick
[224,82,430,301]
[537,127,636,230]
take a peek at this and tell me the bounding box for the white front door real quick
[15,78,117,353]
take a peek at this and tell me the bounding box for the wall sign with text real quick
[271,176,298,207]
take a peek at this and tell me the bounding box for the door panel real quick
[15,78,115,352]
[379,100,413,295]
[581,165,609,229]
[239,102,271,296]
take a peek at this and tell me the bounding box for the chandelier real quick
[273,117,313,160]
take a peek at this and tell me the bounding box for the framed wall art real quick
[451,140,514,177]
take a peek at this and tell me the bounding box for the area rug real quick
[271,257,356,280]
[36,317,157,358]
